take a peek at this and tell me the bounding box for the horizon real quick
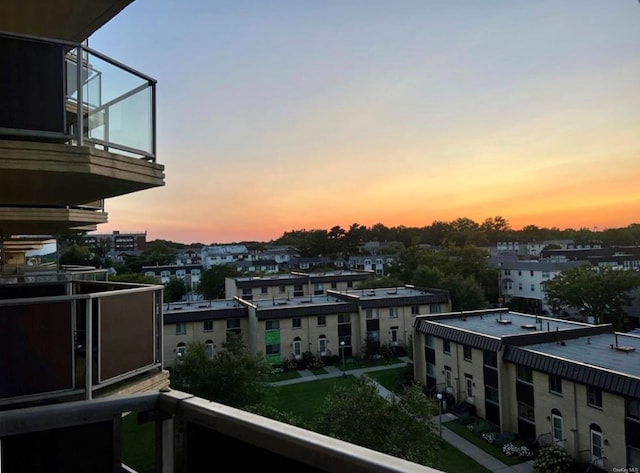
[88,1,640,244]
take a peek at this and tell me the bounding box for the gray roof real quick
[497,260,591,271]
[330,286,450,308]
[505,332,640,397]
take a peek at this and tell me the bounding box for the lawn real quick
[270,375,358,425]
[443,419,529,466]
[363,366,410,395]
[122,412,155,473]
[271,377,493,472]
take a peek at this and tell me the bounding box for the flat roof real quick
[522,332,640,380]
[435,311,590,339]
[252,294,344,309]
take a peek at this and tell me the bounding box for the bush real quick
[533,445,572,473]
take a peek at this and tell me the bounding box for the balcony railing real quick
[0,280,164,406]
[0,389,444,472]
[0,31,156,161]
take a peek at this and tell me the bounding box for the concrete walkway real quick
[271,358,534,473]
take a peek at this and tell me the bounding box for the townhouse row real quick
[163,285,451,367]
[412,309,640,470]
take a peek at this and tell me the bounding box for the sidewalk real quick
[271,358,534,473]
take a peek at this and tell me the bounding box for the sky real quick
[88,0,640,244]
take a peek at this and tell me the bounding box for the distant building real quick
[83,230,147,252]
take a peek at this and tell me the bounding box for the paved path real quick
[271,358,534,473]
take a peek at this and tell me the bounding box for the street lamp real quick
[340,340,346,376]
[436,392,443,438]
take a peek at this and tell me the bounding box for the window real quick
[483,350,497,368]
[425,335,435,348]
[590,424,604,467]
[205,340,214,359]
[265,343,280,356]
[627,398,640,421]
[261,287,268,294]
[331,281,337,289]
[411,305,419,315]
[517,401,535,422]
[366,309,375,319]
[367,330,380,342]
[203,320,213,332]
[175,323,186,335]
[429,303,442,314]
[465,374,474,397]
[317,315,326,326]
[504,269,511,276]
[530,270,535,277]
[265,320,279,331]
[279,285,286,293]
[587,386,603,408]
[338,314,350,324]
[551,410,564,447]
[427,363,435,377]
[242,288,252,297]
[463,345,472,361]
[443,339,451,354]
[176,269,186,279]
[530,284,535,292]
[517,365,533,383]
[444,366,452,388]
[318,336,327,355]
[293,338,302,358]
[628,445,640,469]
[485,385,499,403]
[518,283,523,291]
[226,318,241,330]
[347,281,353,288]
[390,327,398,344]
[176,342,186,358]
[549,374,562,395]
[518,271,522,276]
[388,307,398,318]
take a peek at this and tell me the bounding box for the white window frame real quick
[590,428,604,467]
[293,339,302,358]
[318,337,327,356]
[552,413,564,447]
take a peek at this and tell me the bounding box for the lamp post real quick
[436,392,443,438]
[340,340,346,376]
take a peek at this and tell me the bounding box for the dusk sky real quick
[89,1,640,244]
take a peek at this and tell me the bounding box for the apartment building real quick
[497,260,589,313]
[143,263,203,291]
[224,270,375,300]
[163,285,451,368]
[413,309,640,470]
[83,230,147,252]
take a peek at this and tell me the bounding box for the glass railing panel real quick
[81,50,155,158]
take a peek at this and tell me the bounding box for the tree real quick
[197,265,239,299]
[143,240,177,266]
[314,377,440,467]
[164,277,187,303]
[169,333,272,409]
[59,243,96,267]
[542,265,640,330]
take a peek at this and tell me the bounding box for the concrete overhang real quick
[0,0,134,42]
[0,207,107,236]
[0,140,165,206]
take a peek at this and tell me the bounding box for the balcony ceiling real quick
[0,0,134,42]
[0,140,165,207]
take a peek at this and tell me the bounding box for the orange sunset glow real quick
[90,1,640,244]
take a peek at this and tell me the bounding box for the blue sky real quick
[89,1,640,244]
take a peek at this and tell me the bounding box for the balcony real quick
[0,279,166,408]
[0,389,443,473]
[0,31,164,236]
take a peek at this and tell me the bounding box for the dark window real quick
[203,320,213,332]
[226,318,241,330]
[587,386,602,408]
[485,385,499,403]
[411,305,419,315]
[292,318,301,329]
[317,315,326,326]
[443,339,451,354]
[549,374,562,395]
[627,398,640,421]
[517,401,535,422]
[331,282,337,289]
[517,365,533,384]
[463,345,472,361]
[265,320,279,331]
[483,350,498,368]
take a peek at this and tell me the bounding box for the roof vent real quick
[521,324,537,330]
[614,345,636,353]
[496,319,512,325]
